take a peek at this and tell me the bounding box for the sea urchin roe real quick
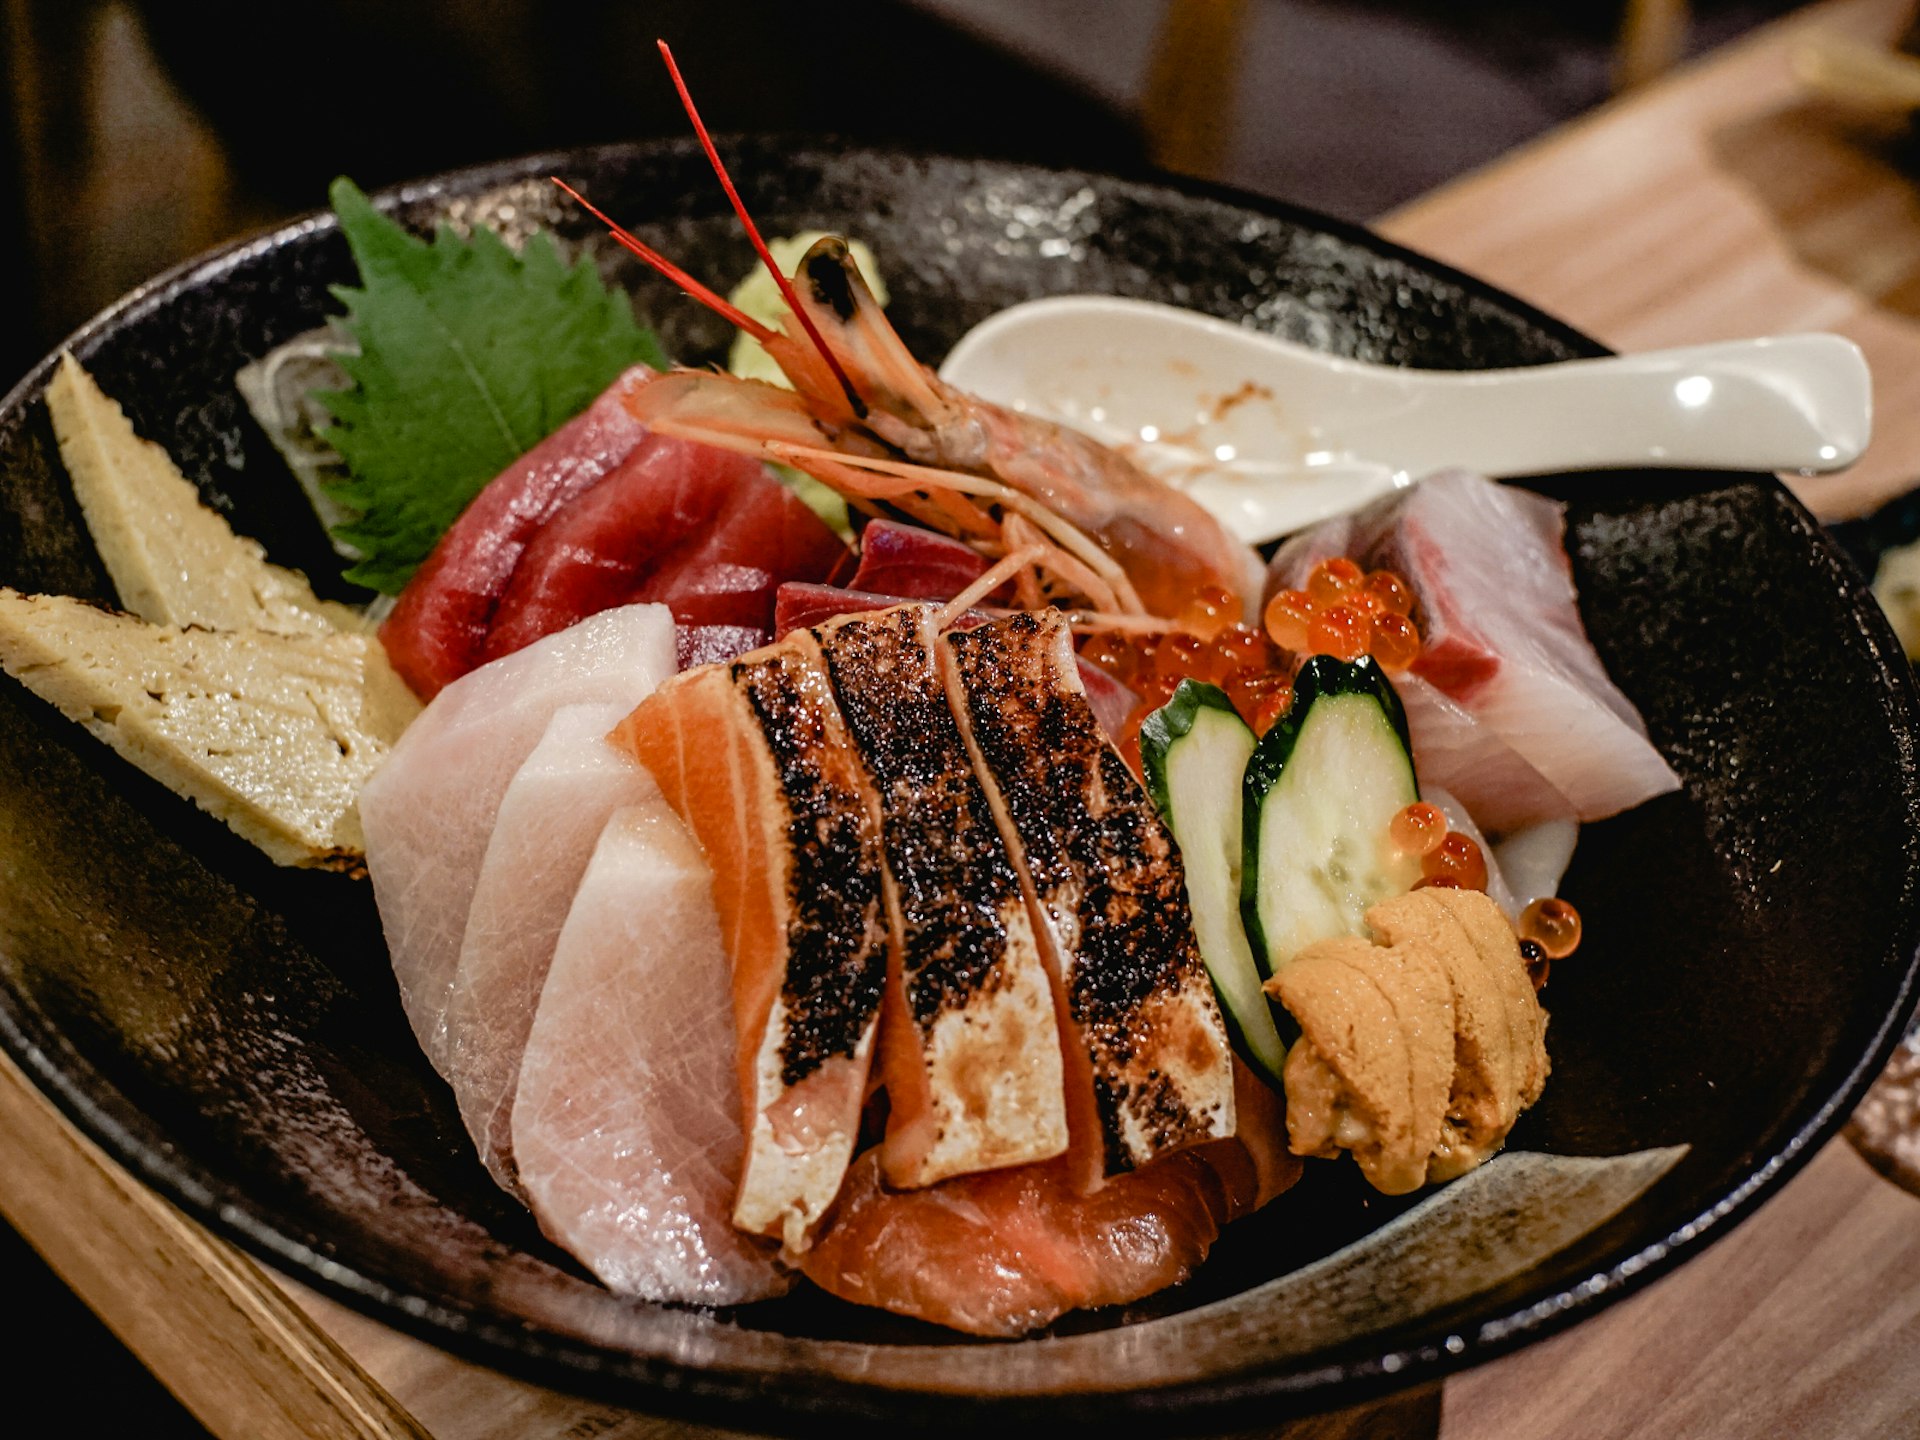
[1266,887,1551,1194]
[1519,896,1583,959]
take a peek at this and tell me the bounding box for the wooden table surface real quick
[7,0,1920,1436]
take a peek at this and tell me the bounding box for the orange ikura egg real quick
[1264,589,1316,652]
[1389,802,1447,856]
[1307,556,1364,606]
[1364,569,1414,616]
[1519,897,1582,959]
[1369,612,1421,672]
[1309,604,1368,661]
[1422,832,1489,891]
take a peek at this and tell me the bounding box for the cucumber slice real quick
[1242,656,1422,973]
[1141,680,1289,1086]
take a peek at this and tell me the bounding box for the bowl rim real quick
[4,135,1919,1434]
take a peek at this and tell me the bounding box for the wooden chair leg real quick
[1141,0,1251,181]
[1617,0,1694,90]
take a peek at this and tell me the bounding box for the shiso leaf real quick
[317,177,667,593]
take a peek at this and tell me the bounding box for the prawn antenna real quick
[656,39,868,417]
[549,175,771,341]
[548,177,776,345]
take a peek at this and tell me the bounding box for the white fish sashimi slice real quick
[1398,674,1577,838]
[1495,818,1582,911]
[442,702,658,1192]
[360,604,677,1074]
[513,804,790,1304]
[1272,470,1678,829]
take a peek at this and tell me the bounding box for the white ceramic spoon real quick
[936,295,1872,543]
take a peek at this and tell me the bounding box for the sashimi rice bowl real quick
[1,127,1916,1426]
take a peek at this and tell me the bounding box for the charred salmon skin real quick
[814,604,1068,1187]
[613,634,889,1251]
[943,609,1237,1180]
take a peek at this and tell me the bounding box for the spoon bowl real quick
[937,296,1873,542]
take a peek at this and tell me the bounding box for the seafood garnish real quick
[550,49,1263,630]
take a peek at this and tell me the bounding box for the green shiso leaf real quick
[316,177,667,593]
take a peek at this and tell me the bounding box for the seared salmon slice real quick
[814,604,1068,1187]
[613,635,889,1250]
[943,609,1237,1180]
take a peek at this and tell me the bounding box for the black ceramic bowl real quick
[2,141,1917,1434]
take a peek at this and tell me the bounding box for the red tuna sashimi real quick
[845,520,988,598]
[481,442,847,665]
[380,366,655,699]
[775,583,903,637]
[1269,469,1678,828]
[677,624,770,669]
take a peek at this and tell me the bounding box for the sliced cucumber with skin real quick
[1141,680,1289,1086]
[1242,656,1422,975]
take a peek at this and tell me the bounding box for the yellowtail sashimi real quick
[512,804,788,1303]
[441,701,658,1191]
[362,604,676,1074]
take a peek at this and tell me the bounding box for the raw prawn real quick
[551,46,1262,629]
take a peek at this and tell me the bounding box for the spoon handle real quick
[1391,335,1872,479]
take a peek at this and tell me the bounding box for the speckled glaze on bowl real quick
[0,140,1916,1435]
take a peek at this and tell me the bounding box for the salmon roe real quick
[1267,560,1424,671]
[1089,614,1301,768]
[1389,801,1447,856]
[1519,897,1583,959]
[1520,938,1551,991]
[1423,831,1489,892]
[1263,589,1316,652]
[1306,555,1364,605]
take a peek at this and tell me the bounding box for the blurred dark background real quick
[0,0,1801,1434]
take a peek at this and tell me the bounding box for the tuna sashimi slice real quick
[512,804,789,1304]
[677,624,770,670]
[844,520,988,599]
[943,609,1237,1184]
[362,604,676,1075]
[481,440,847,665]
[775,583,906,637]
[814,605,1068,1187]
[380,366,655,700]
[613,636,889,1251]
[441,703,658,1191]
[1269,470,1678,828]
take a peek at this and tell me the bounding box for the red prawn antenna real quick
[656,39,867,416]
[548,177,776,345]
